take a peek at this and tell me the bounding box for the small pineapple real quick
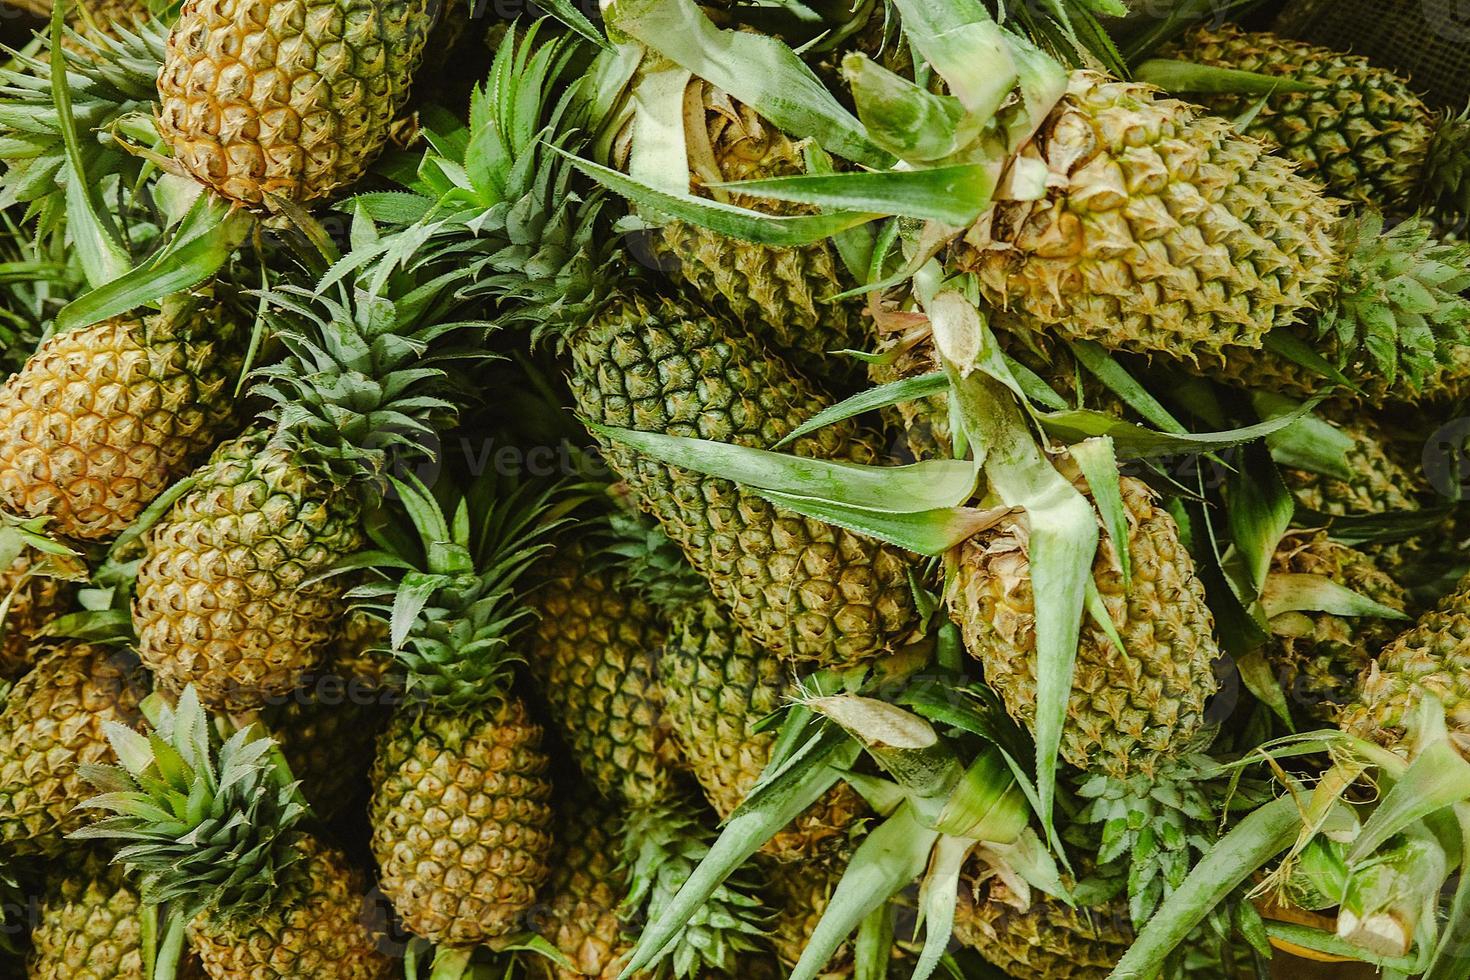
[664,597,867,863]
[0,299,243,541]
[952,872,1132,980]
[155,0,438,206]
[1265,533,1410,724]
[0,546,74,679]
[652,80,868,381]
[952,472,1219,780]
[1162,25,1458,216]
[357,474,557,950]
[75,686,394,980]
[0,642,146,855]
[131,241,478,711]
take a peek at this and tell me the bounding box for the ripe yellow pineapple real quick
[952,471,1219,780]
[155,0,438,206]
[0,301,242,541]
[0,642,146,855]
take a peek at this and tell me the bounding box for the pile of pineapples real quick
[0,0,1469,977]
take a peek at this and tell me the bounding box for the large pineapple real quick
[1266,532,1410,725]
[664,597,867,863]
[131,247,476,711]
[952,871,1132,980]
[952,472,1219,780]
[358,474,556,950]
[0,642,146,855]
[75,686,394,980]
[155,0,437,206]
[0,299,243,541]
[954,73,1339,364]
[652,80,868,381]
[1162,25,1455,215]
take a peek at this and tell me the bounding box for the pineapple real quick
[0,546,73,679]
[154,0,438,206]
[953,75,1470,401]
[374,29,921,671]
[1266,533,1410,724]
[532,793,632,980]
[75,687,394,980]
[259,686,387,822]
[29,849,207,979]
[952,472,1219,780]
[528,540,676,809]
[130,242,477,711]
[356,474,556,950]
[952,871,1132,980]
[1162,25,1458,216]
[0,642,146,855]
[1275,0,1470,112]
[1339,569,1470,750]
[954,73,1339,364]
[663,597,867,863]
[0,299,243,541]
[370,696,552,946]
[765,853,853,977]
[652,80,868,380]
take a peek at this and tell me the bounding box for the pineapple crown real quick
[346,470,567,709]
[71,686,310,926]
[251,220,490,496]
[621,797,771,979]
[0,15,169,226]
[343,21,632,346]
[1320,210,1470,390]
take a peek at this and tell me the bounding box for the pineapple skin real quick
[1165,25,1434,213]
[0,311,239,541]
[369,697,554,946]
[1340,569,1470,751]
[657,84,867,380]
[765,852,852,976]
[29,851,208,980]
[0,549,73,679]
[531,797,631,980]
[664,597,867,863]
[954,73,1340,363]
[571,294,918,670]
[953,476,1219,780]
[1268,533,1409,724]
[528,546,675,810]
[952,873,1132,980]
[0,643,146,856]
[261,686,387,822]
[155,0,435,206]
[189,837,393,979]
[133,430,362,711]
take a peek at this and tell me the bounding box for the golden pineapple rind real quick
[0,643,146,855]
[369,697,554,946]
[532,800,630,980]
[133,431,362,711]
[29,853,145,980]
[955,73,1341,362]
[0,314,237,541]
[156,0,435,206]
[954,477,1220,780]
[190,837,394,979]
